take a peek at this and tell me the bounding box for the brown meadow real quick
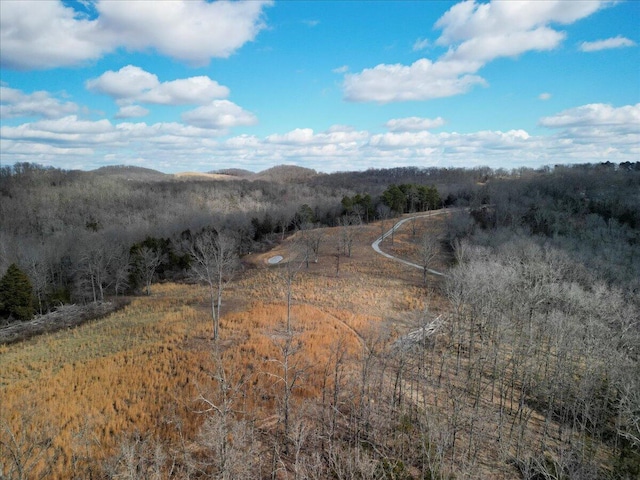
[1,216,434,478]
[1,213,620,479]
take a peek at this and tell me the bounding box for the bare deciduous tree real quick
[195,348,258,479]
[376,204,392,242]
[77,239,110,303]
[0,406,61,480]
[268,330,307,453]
[298,223,323,268]
[102,432,168,480]
[21,251,49,314]
[110,242,131,297]
[419,231,438,285]
[134,246,164,296]
[339,215,360,258]
[189,230,239,341]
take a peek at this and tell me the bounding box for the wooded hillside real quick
[1,161,638,479]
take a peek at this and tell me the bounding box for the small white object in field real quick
[267,255,283,264]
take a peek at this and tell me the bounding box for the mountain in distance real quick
[91,165,167,182]
[210,168,255,178]
[251,164,319,183]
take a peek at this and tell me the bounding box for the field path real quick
[325,311,370,353]
[371,209,451,277]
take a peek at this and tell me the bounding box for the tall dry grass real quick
[1,272,383,478]
[1,216,452,478]
[1,283,216,477]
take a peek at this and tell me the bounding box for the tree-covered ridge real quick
[1,162,451,323]
[464,163,640,292]
[2,161,639,323]
[1,161,638,312]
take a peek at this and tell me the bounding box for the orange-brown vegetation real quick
[2,215,432,478]
[2,213,605,479]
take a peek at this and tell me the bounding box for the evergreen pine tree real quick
[0,263,35,321]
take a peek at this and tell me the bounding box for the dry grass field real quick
[173,172,240,181]
[0,217,418,476]
[0,213,579,479]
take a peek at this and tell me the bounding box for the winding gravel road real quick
[371,210,451,277]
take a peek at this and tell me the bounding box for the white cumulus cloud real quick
[138,77,229,105]
[1,0,271,70]
[579,36,636,52]
[0,1,107,70]
[385,117,446,132]
[1,116,119,148]
[435,1,602,45]
[369,131,439,149]
[0,86,79,119]
[343,0,608,103]
[344,59,487,103]
[181,100,258,130]
[539,103,640,136]
[1,102,637,173]
[441,26,564,64]
[26,116,114,135]
[86,65,229,105]
[86,66,159,99]
[266,127,369,146]
[115,105,150,119]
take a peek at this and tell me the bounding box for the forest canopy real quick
[1,161,638,322]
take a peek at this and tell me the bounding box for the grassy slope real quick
[1,213,558,479]
[1,218,434,478]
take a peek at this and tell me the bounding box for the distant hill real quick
[211,168,255,178]
[82,164,323,184]
[173,172,240,181]
[91,165,167,182]
[253,165,319,183]
[309,166,488,195]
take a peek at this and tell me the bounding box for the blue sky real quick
[1,0,638,173]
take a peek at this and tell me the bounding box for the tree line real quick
[439,161,640,478]
[0,163,444,325]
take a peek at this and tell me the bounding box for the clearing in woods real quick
[0,211,515,479]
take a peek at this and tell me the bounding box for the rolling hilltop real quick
[92,165,169,182]
[89,164,320,183]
